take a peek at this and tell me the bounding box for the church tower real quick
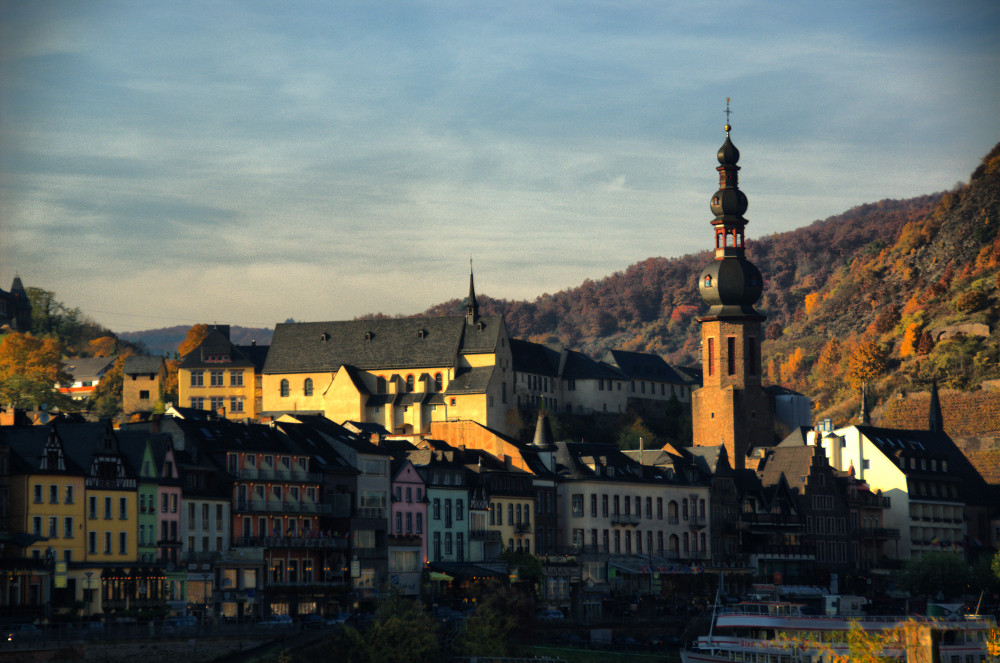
[691,116,774,469]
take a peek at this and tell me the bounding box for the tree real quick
[0,333,73,408]
[955,290,987,313]
[899,551,970,598]
[177,324,209,358]
[499,548,544,594]
[846,341,887,391]
[453,586,534,658]
[90,353,134,418]
[871,307,901,335]
[616,416,657,451]
[916,331,935,356]
[971,551,1000,596]
[365,592,438,663]
[765,322,783,340]
[88,336,117,357]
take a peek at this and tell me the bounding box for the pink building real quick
[389,459,427,595]
[155,439,184,566]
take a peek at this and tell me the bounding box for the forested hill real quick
[404,142,1000,427]
[409,191,945,365]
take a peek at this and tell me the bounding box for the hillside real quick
[117,325,273,356]
[406,142,1000,428]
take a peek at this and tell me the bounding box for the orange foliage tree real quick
[177,324,209,358]
[899,323,921,358]
[88,336,117,357]
[846,341,887,391]
[0,333,73,408]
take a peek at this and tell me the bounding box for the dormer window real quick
[417,330,426,339]
[364,331,373,341]
[320,333,329,342]
[476,322,484,331]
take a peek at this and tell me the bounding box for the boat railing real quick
[715,607,995,625]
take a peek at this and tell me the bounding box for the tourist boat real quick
[681,599,996,663]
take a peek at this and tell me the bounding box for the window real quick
[231,397,244,413]
[216,505,224,531]
[360,459,386,476]
[457,499,464,521]
[32,516,41,536]
[88,531,96,554]
[590,494,597,517]
[104,497,112,519]
[171,494,178,513]
[49,484,58,504]
[203,504,210,530]
[572,494,584,517]
[188,503,196,530]
[445,499,452,527]
[707,339,715,376]
[119,497,127,519]
[89,496,97,519]
[395,511,402,533]
[657,497,663,519]
[190,397,204,409]
[304,378,314,396]
[65,485,74,504]
[416,513,422,533]
[727,337,736,375]
[191,371,204,387]
[104,532,112,554]
[406,375,414,392]
[602,495,609,518]
[210,370,223,386]
[210,396,225,411]
[64,517,73,538]
[433,499,441,520]
[647,497,653,519]
[33,484,42,503]
[508,503,513,525]
[280,379,289,397]
[119,532,127,554]
[445,532,452,555]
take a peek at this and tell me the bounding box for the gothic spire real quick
[928,379,943,433]
[466,257,479,323]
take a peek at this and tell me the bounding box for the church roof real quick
[264,315,504,374]
[509,338,560,376]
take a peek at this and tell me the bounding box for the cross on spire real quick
[724,98,732,136]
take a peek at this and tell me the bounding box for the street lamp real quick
[85,572,93,618]
[202,573,211,624]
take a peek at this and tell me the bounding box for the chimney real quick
[504,455,512,471]
[251,340,256,346]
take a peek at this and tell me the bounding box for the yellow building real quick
[178,325,269,420]
[262,275,515,436]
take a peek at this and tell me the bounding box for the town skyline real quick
[1,0,998,333]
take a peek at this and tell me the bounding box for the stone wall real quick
[0,635,274,663]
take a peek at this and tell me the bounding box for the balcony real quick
[740,513,803,528]
[515,523,533,534]
[86,477,136,489]
[667,517,679,525]
[752,544,815,559]
[233,499,334,514]
[470,530,502,541]
[231,536,349,550]
[856,527,901,539]
[860,495,891,508]
[689,516,708,530]
[610,514,641,526]
[355,507,386,519]
[239,469,323,482]
[183,549,265,563]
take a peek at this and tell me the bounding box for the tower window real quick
[727,337,736,375]
[406,375,414,392]
[704,276,713,288]
[746,337,757,376]
[434,373,443,391]
[707,338,715,377]
[376,376,386,394]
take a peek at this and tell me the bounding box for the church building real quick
[691,121,775,469]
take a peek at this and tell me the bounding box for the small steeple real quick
[532,411,557,450]
[928,380,943,433]
[858,385,870,425]
[466,256,479,323]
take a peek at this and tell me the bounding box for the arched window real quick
[303,378,313,397]
[376,376,386,394]
[280,379,289,397]
[703,275,712,288]
[434,373,443,391]
[668,500,678,521]
[669,533,679,553]
[406,375,414,392]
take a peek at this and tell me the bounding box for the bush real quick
[955,290,987,313]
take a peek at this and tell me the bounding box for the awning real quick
[429,572,454,581]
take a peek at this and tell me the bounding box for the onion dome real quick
[717,126,740,165]
[699,258,763,317]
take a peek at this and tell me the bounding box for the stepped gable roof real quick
[755,445,818,490]
[285,413,389,457]
[561,350,622,380]
[62,357,117,380]
[602,349,691,384]
[509,338,560,376]
[444,366,493,394]
[179,326,261,370]
[2,425,88,475]
[854,424,994,504]
[273,421,357,474]
[123,356,165,375]
[264,315,504,375]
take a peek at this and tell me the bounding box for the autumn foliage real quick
[177,324,209,358]
[0,333,72,408]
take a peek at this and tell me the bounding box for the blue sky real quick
[1,0,997,332]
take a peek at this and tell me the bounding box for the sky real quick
[1,0,998,333]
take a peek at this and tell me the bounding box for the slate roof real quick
[754,446,818,489]
[274,422,358,474]
[445,366,494,394]
[123,356,165,375]
[509,339,560,376]
[562,351,623,380]
[854,425,995,505]
[283,414,390,457]
[555,442,676,484]
[2,426,88,475]
[264,315,504,375]
[602,349,693,384]
[62,357,117,379]
[179,326,267,370]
